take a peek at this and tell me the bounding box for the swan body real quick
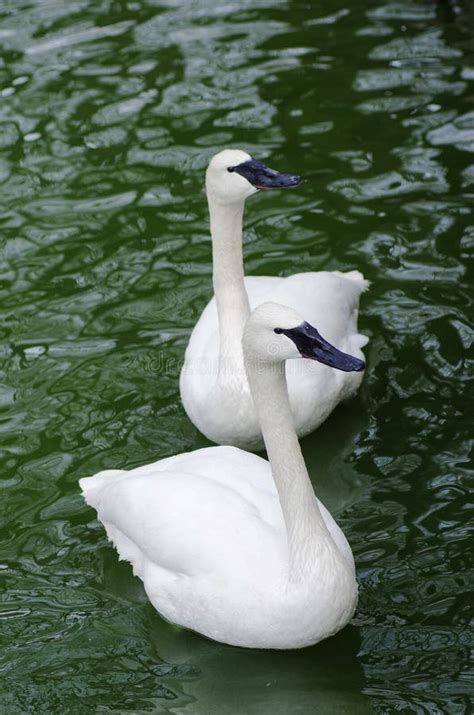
[180,149,368,450]
[81,302,362,650]
[80,446,355,649]
[182,270,368,450]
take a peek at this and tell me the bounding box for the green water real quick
[1,0,472,712]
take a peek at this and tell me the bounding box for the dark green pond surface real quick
[0,0,473,712]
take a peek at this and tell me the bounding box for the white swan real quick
[180,149,368,450]
[80,302,364,650]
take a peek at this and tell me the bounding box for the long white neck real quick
[208,194,250,376]
[244,356,336,580]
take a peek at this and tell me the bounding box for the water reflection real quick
[0,0,472,712]
[149,619,373,715]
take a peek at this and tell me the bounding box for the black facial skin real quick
[228,158,301,189]
[275,323,365,372]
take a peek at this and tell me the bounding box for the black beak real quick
[278,322,365,372]
[229,158,301,190]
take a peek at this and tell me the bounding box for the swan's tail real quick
[351,332,369,350]
[335,269,370,294]
[336,270,370,354]
[80,469,125,509]
[80,470,147,580]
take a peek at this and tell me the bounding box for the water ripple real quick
[0,0,472,712]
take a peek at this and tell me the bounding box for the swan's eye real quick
[274,328,283,334]
[227,166,235,173]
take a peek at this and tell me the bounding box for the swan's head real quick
[243,302,366,371]
[206,149,301,204]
